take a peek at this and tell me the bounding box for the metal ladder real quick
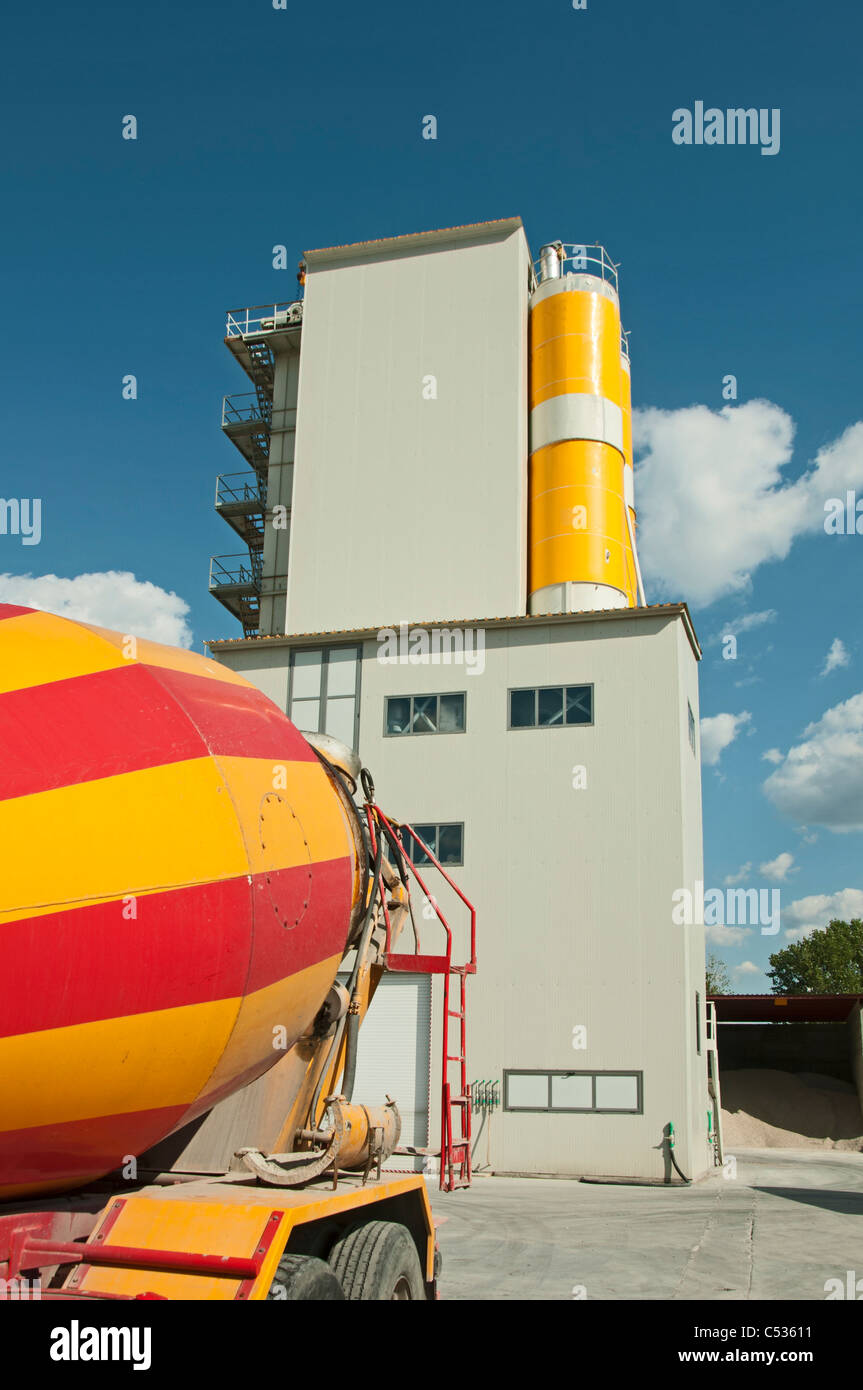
[706,1000,724,1166]
[442,965,471,1189]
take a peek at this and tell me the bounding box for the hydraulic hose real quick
[312,833,384,1116]
[341,1012,360,1104]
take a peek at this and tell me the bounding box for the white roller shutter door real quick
[339,973,431,1172]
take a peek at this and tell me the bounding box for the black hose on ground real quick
[665,1121,692,1184]
[670,1150,692,1184]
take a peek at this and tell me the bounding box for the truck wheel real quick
[327,1220,425,1300]
[266,1254,345,1300]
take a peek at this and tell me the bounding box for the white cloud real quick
[733,960,762,976]
[762,748,784,765]
[634,404,863,607]
[782,888,863,940]
[710,609,777,645]
[821,637,850,677]
[762,693,863,831]
[723,862,752,886]
[706,922,750,947]
[0,571,193,648]
[758,851,795,882]
[701,710,752,766]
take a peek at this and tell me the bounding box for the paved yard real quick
[428,1149,863,1300]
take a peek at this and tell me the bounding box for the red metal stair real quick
[364,807,476,1192]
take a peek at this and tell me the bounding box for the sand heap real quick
[720,1069,863,1151]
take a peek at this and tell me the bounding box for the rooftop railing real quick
[225,300,303,338]
[532,242,620,294]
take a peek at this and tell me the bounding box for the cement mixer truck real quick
[0,604,476,1300]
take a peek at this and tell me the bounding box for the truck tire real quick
[266,1253,345,1300]
[327,1220,425,1300]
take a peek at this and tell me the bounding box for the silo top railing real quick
[531,243,620,293]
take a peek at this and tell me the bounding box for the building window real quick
[405,822,464,867]
[288,645,361,751]
[695,991,701,1055]
[508,684,593,729]
[688,700,696,755]
[385,692,466,736]
[503,1070,642,1114]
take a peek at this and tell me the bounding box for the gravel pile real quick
[720,1068,863,1151]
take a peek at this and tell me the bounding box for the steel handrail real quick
[209,554,262,587]
[531,241,620,293]
[370,806,476,973]
[215,473,266,507]
[221,392,272,427]
[225,299,303,338]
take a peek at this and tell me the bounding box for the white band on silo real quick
[530,393,625,456]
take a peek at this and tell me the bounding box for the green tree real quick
[767,918,863,994]
[706,953,731,994]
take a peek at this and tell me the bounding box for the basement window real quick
[509,685,593,729]
[503,1070,642,1114]
[385,692,466,736]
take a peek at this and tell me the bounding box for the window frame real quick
[507,683,594,731]
[287,643,362,751]
[404,821,465,868]
[383,691,467,738]
[503,1069,643,1114]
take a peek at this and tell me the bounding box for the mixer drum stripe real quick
[0,955,343,1152]
[0,857,351,1039]
[0,607,259,696]
[0,756,351,927]
[0,662,315,802]
[0,1105,189,1197]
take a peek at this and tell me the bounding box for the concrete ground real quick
[428,1149,863,1300]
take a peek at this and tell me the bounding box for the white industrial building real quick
[207,217,711,1182]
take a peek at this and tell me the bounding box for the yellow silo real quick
[528,243,641,613]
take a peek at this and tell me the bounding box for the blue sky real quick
[1,0,861,984]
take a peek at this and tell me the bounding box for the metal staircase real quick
[212,301,302,636]
[211,341,275,635]
[245,340,275,422]
[363,804,476,1192]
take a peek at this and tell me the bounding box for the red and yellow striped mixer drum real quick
[0,605,363,1199]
